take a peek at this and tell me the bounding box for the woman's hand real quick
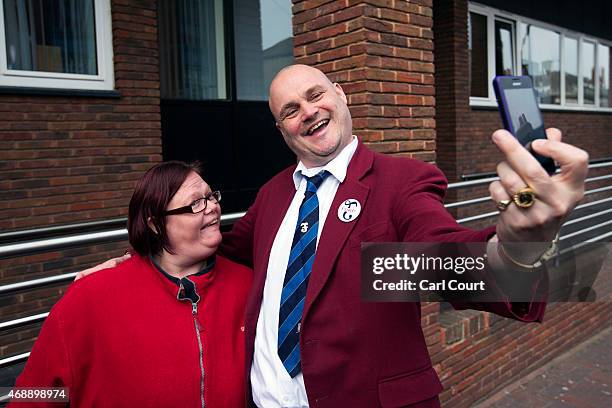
[74,252,131,281]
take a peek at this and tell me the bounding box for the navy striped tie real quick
[278,170,330,377]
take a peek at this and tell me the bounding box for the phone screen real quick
[503,87,546,147]
[494,76,556,174]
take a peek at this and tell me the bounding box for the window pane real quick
[495,20,514,76]
[521,24,560,104]
[469,12,488,97]
[564,37,578,104]
[3,0,97,74]
[234,0,294,101]
[582,41,595,104]
[598,44,610,108]
[159,0,226,100]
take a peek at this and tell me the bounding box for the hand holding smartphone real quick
[493,76,556,175]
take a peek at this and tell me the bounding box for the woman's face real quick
[163,171,221,262]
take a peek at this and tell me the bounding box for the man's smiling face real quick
[269,65,353,168]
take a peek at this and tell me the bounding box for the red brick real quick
[318,22,350,39]
[381,82,412,94]
[393,23,421,37]
[363,16,394,33]
[332,4,365,23]
[396,95,424,105]
[366,69,396,81]
[380,8,409,23]
[407,13,433,28]
[368,118,396,129]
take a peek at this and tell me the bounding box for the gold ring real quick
[496,199,512,212]
[513,187,536,208]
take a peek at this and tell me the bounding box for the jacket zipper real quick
[192,300,205,408]
[178,281,205,408]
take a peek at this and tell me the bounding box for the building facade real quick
[0,0,611,406]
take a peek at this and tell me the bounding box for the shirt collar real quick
[292,135,358,190]
[150,255,216,304]
[150,254,216,284]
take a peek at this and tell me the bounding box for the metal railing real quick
[0,217,127,244]
[1,161,611,368]
[0,212,245,259]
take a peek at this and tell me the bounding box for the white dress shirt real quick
[251,137,359,408]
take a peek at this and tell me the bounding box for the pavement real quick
[473,325,612,408]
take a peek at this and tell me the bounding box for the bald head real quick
[269,64,336,119]
[267,64,354,168]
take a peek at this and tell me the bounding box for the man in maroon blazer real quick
[219,65,588,408]
[80,65,587,407]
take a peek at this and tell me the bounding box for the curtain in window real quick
[468,12,488,98]
[3,0,97,74]
[159,0,225,100]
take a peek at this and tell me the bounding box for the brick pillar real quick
[292,0,436,161]
[432,0,468,183]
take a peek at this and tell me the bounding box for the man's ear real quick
[276,122,288,139]
[333,82,348,104]
[147,217,159,234]
[276,121,285,133]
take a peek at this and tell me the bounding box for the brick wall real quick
[0,0,161,357]
[293,0,437,162]
[434,302,612,407]
[432,0,612,406]
[0,0,161,231]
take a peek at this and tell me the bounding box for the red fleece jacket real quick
[11,255,252,408]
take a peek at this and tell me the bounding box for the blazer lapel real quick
[303,142,374,321]
[247,169,296,318]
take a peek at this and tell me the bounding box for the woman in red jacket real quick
[12,161,251,407]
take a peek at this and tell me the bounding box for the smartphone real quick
[493,75,556,174]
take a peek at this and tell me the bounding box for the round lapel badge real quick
[337,199,361,223]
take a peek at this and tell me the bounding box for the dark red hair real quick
[128,161,203,257]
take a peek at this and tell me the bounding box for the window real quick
[495,20,515,76]
[158,0,295,213]
[582,41,595,105]
[468,12,488,97]
[521,24,560,104]
[234,0,293,101]
[159,0,227,100]
[0,0,114,90]
[159,0,294,102]
[468,2,612,111]
[599,44,610,107]
[564,37,578,104]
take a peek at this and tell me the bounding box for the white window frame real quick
[597,43,611,108]
[561,33,580,106]
[469,2,612,113]
[0,0,114,91]
[581,39,597,106]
